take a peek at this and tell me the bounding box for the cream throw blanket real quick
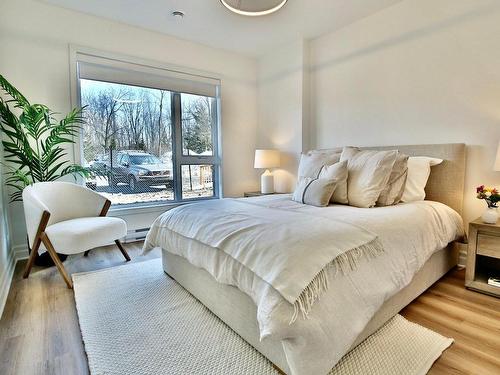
[144,199,383,321]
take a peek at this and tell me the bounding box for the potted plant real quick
[0,74,92,264]
[476,185,500,224]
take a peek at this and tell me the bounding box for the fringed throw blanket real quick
[144,198,384,322]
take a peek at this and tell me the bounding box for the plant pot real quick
[34,251,68,267]
[482,207,498,224]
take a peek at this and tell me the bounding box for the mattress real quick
[145,195,464,374]
[162,244,459,374]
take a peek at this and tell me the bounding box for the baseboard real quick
[0,244,28,319]
[0,247,17,319]
[13,244,29,262]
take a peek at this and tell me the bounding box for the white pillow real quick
[340,147,398,208]
[401,157,443,203]
[318,160,348,204]
[297,151,341,179]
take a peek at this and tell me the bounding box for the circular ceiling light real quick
[220,0,288,17]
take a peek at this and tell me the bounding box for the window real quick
[75,53,220,207]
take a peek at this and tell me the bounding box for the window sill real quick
[108,196,219,216]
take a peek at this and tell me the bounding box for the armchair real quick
[22,182,130,288]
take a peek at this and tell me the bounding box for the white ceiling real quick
[42,0,402,57]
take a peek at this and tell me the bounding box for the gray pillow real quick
[377,152,409,206]
[292,177,337,207]
[297,151,341,179]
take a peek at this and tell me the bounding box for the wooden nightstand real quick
[465,218,500,297]
[243,191,277,197]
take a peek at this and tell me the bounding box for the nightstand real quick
[243,191,277,198]
[465,218,500,297]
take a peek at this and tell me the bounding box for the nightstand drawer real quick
[477,233,500,259]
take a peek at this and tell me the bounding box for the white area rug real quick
[73,259,453,375]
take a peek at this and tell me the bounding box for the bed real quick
[144,143,466,375]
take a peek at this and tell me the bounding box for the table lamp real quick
[254,149,280,194]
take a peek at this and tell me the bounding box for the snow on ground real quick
[88,176,213,205]
[100,188,213,206]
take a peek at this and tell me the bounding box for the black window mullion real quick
[211,96,220,198]
[172,92,183,201]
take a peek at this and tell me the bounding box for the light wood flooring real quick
[0,242,499,375]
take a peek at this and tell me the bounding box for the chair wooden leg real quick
[115,240,131,262]
[23,210,51,279]
[83,250,90,257]
[41,233,73,289]
[23,237,41,279]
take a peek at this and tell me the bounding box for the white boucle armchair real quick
[22,181,130,288]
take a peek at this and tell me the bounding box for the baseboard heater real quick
[124,227,150,243]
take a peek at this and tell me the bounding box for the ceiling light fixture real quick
[219,0,288,17]
[172,10,185,18]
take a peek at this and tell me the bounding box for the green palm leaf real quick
[0,74,30,109]
[0,75,91,201]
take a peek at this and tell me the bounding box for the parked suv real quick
[109,150,172,192]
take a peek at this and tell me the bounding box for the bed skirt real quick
[162,243,459,374]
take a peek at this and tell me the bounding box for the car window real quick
[121,154,130,165]
[129,155,161,165]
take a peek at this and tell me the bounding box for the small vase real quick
[482,207,498,224]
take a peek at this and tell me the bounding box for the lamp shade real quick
[495,142,500,171]
[254,149,280,169]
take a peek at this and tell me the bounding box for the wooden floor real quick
[401,270,500,375]
[0,243,499,375]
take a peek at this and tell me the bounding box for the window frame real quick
[69,46,223,211]
[172,92,219,201]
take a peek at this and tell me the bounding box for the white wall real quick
[0,0,259,254]
[310,0,500,227]
[257,40,310,192]
[255,0,500,226]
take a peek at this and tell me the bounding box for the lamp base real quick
[261,170,274,194]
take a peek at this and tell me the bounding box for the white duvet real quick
[143,195,463,375]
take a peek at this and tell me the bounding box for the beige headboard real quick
[315,144,466,215]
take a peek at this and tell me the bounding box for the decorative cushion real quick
[297,150,341,179]
[292,177,337,207]
[45,217,127,255]
[376,152,409,206]
[318,160,348,204]
[340,147,398,208]
[401,157,443,203]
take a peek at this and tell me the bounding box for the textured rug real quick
[73,259,453,375]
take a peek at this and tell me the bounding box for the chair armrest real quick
[99,199,112,217]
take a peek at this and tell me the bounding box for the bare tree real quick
[82,87,127,160]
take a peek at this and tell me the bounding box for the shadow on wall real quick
[274,151,299,193]
[463,144,500,227]
[312,2,500,73]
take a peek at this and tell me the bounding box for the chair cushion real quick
[44,217,127,255]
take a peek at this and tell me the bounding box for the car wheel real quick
[129,175,137,192]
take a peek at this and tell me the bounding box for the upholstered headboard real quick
[314,144,466,215]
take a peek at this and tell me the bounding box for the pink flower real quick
[477,185,485,193]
